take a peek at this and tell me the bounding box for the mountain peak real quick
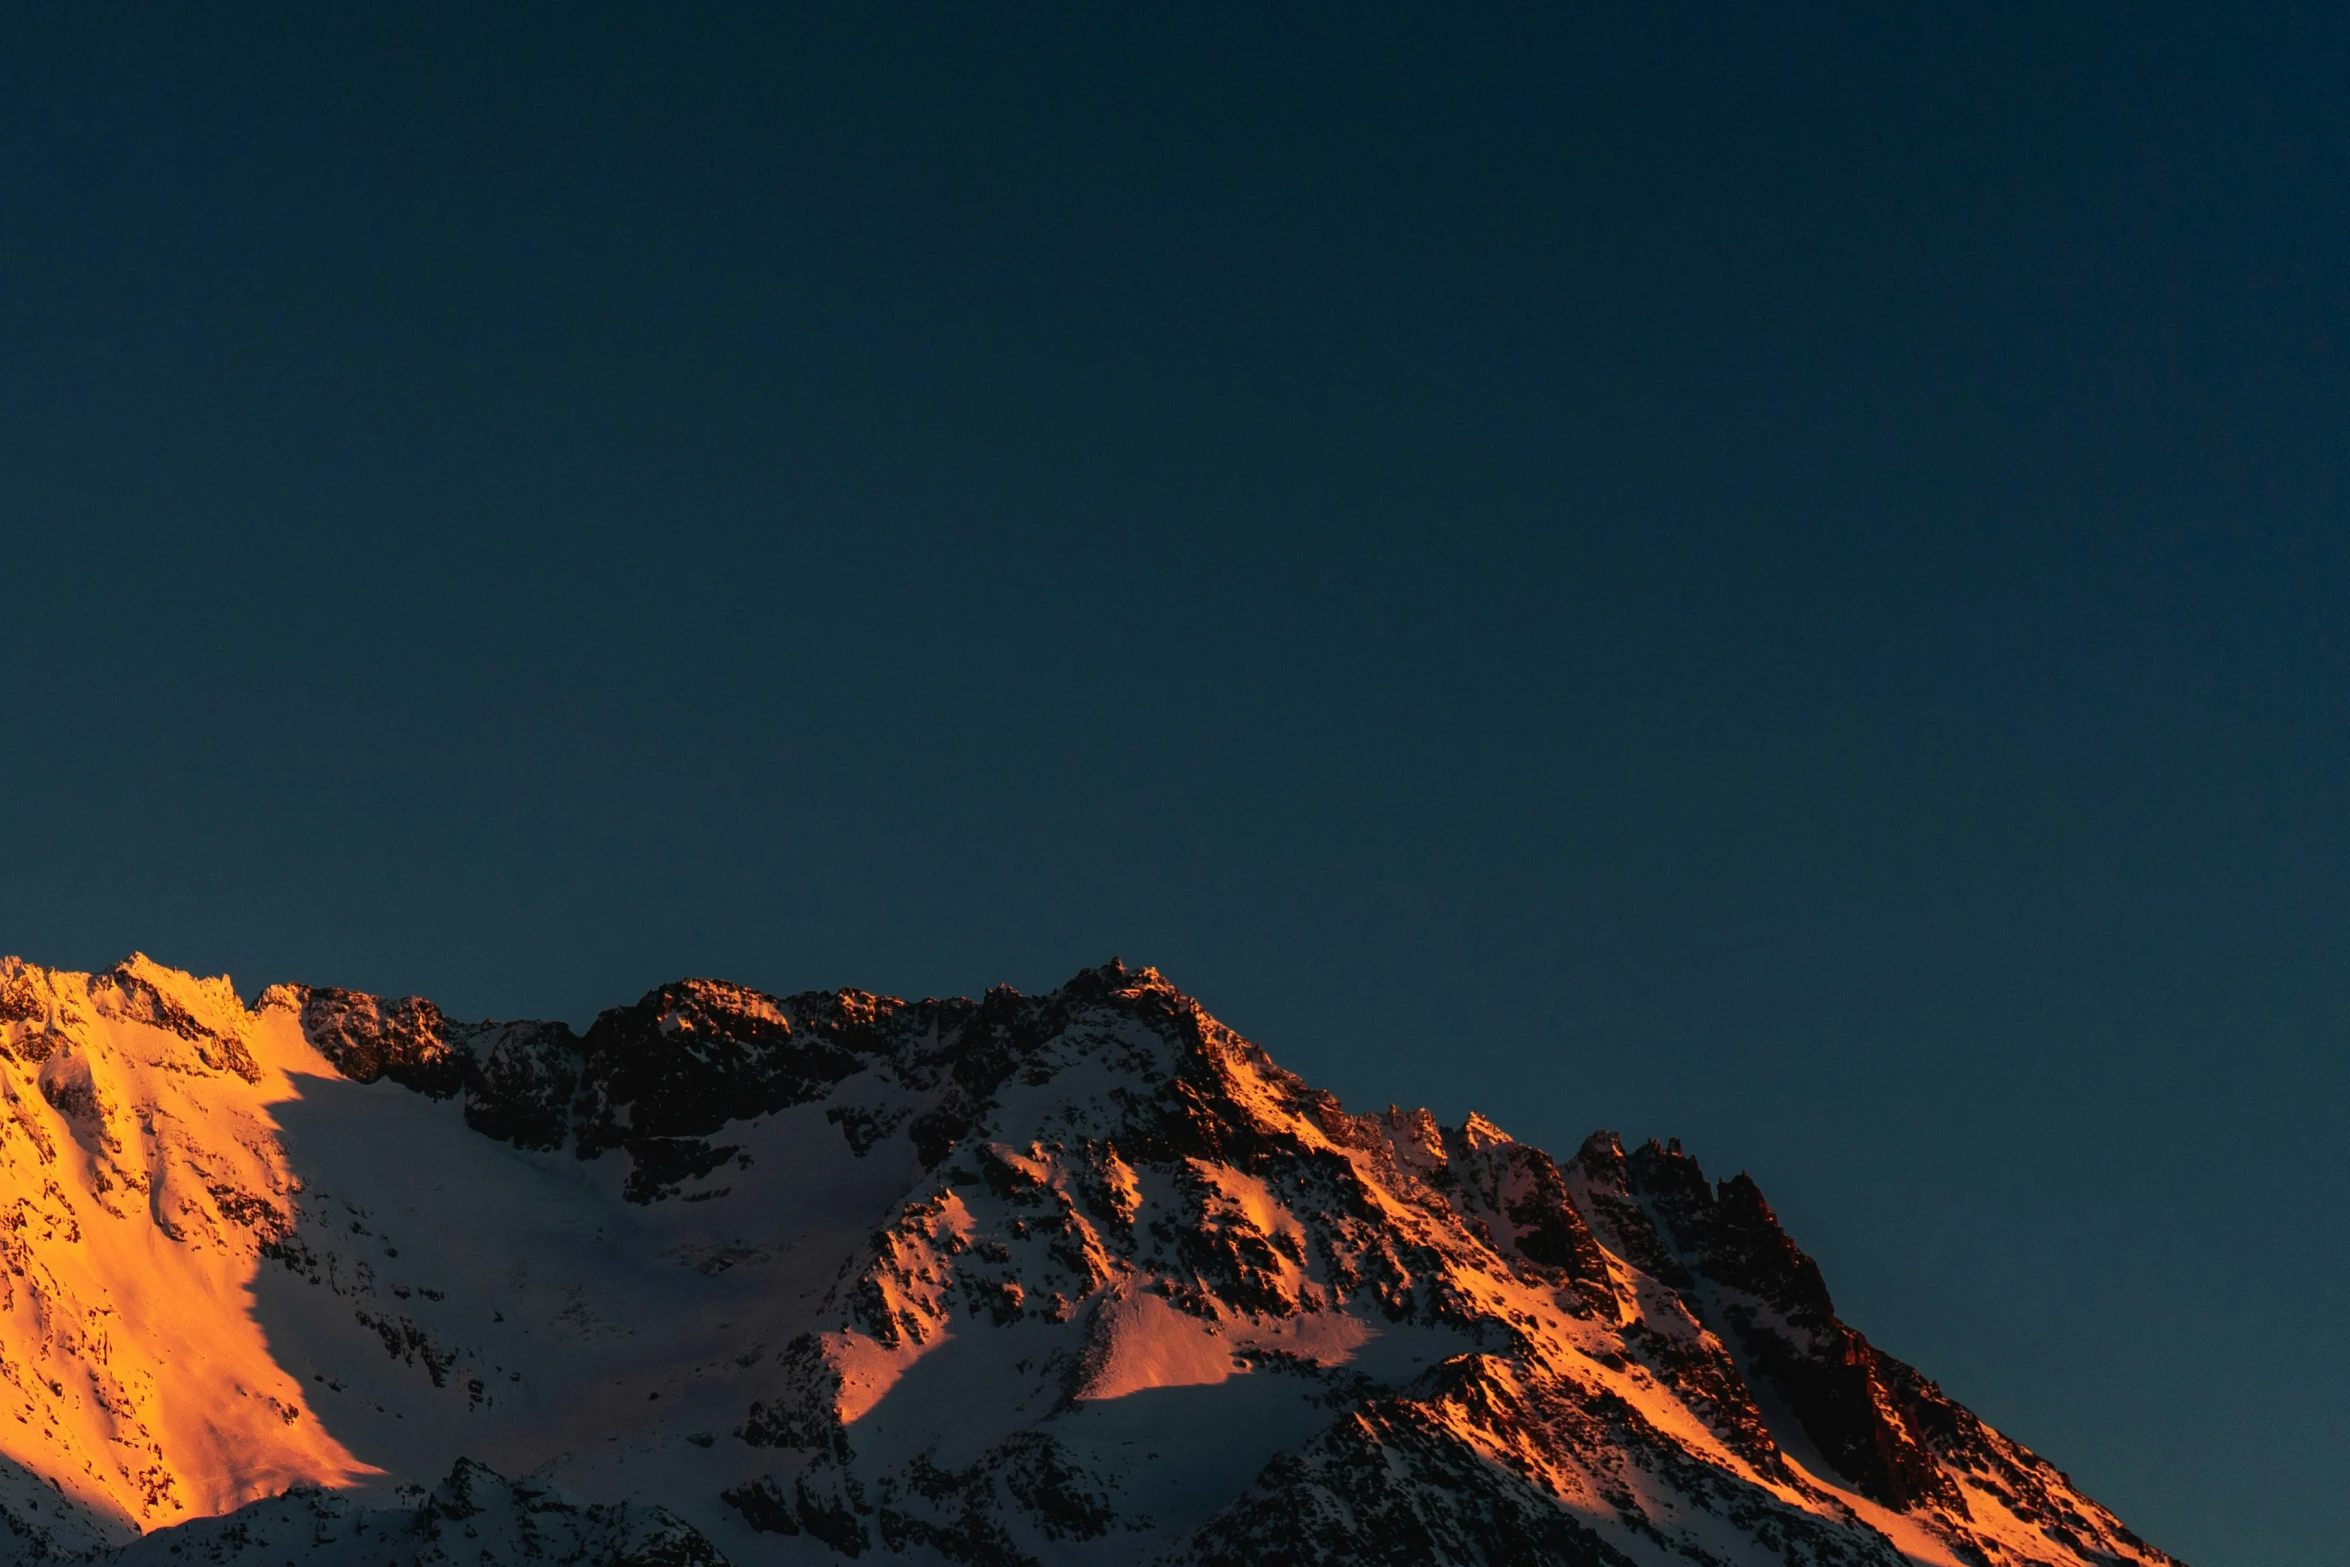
[1457,1109,1513,1149]
[0,954,2181,1567]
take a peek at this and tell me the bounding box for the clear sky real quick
[4,7,2343,1562]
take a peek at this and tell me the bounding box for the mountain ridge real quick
[0,953,2178,1566]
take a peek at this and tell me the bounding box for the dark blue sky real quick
[4,7,2344,1560]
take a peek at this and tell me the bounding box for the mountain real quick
[0,953,2178,1567]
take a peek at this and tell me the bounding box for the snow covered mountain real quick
[0,953,2179,1567]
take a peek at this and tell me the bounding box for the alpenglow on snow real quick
[0,954,2181,1567]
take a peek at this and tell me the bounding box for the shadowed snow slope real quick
[0,955,2180,1567]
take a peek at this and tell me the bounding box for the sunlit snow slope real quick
[0,955,2181,1567]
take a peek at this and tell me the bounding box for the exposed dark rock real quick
[719,1475,802,1535]
[461,1019,582,1150]
[1624,1137,1959,1511]
[572,978,864,1201]
[293,986,466,1098]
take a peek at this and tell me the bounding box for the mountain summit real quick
[0,955,2177,1566]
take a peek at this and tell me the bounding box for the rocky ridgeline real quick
[0,957,2180,1566]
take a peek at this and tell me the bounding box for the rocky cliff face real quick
[0,955,2178,1567]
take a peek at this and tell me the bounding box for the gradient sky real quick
[4,7,2345,1562]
